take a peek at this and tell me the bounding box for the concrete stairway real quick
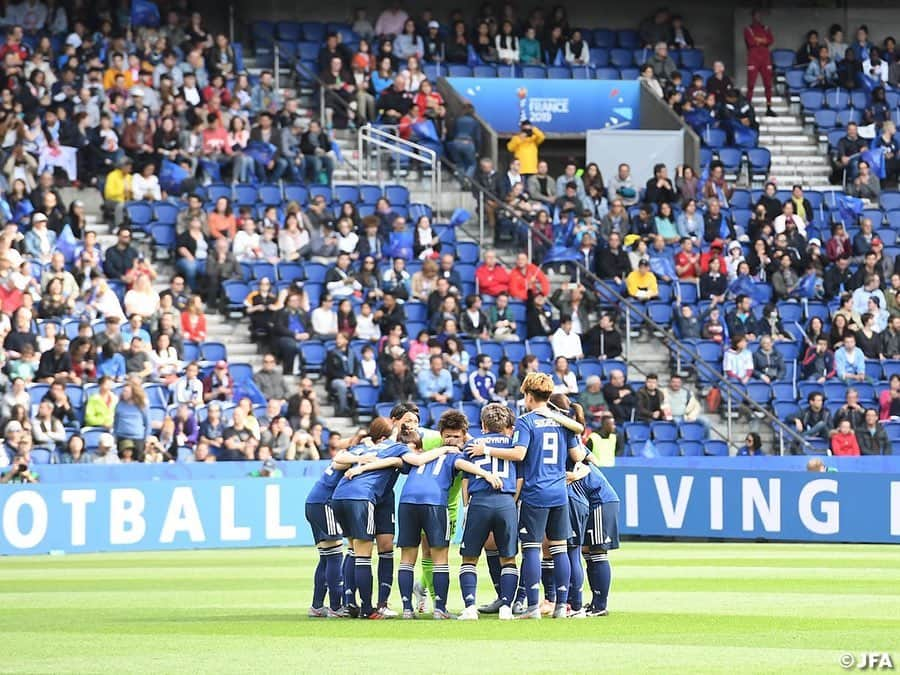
[754,94,833,190]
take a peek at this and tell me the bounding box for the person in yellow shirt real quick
[625,258,659,301]
[506,119,545,175]
[103,158,134,225]
[103,52,135,91]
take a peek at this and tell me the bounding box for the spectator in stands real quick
[375,5,409,38]
[311,293,339,340]
[113,378,149,462]
[487,292,518,342]
[459,294,489,339]
[663,374,703,424]
[831,419,861,456]
[771,252,800,300]
[852,273,886,316]
[446,102,480,179]
[382,355,417,402]
[833,388,867,430]
[494,20,519,64]
[635,373,666,422]
[835,122,867,180]
[743,9,776,116]
[31,399,66,453]
[649,42,677,83]
[804,45,838,88]
[324,333,359,417]
[858,408,890,454]
[796,29,820,65]
[583,313,623,360]
[475,249,509,297]
[882,315,900,359]
[862,47,889,87]
[272,293,310,376]
[639,63,664,98]
[301,119,336,184]
[469,354,500,405]
[626,258,659,302]
[375,290,406,334]
[549,356,576,396]
[376,74,413,124]
[563,28,588,66]
[827,24,848,62]
[752,334,786,383]
[381,257,411,301]
[790,391,832,442]
[550,315,583,361]
[525,291,554,339]
[602,369,635,424]
[737,433,765,456]
[723,334,754,384]
[848,160,881,200]
[506,120,544,178]
[606,163,638,207]
[726,295,758,341]
[835,333,868,382]
[418,353,454,403]
[508,252,549,302]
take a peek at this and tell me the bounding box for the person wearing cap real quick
[625,258,659,302]
[506,120,545,177]
[423,20,444,62]
[249,457,283,478]
[23,212,56,263]
[93,432,120,464]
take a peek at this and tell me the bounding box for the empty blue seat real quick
[595,67,620,80]
[385,185,410,206]
[799,90,825,111]
[624,422,650,442]
[678,421,707,441]
[522,65,547,79]
[609,48,633,68]
[703,128,727,148]
[650,421,678,441]
[680,440,704,456]
[704,440,729,456]
[233,184,258,206]
[815,109,838,129]
[718,147,743,173]
[477,340,504,363]
[473,64,496,77]
[284,184,309,205]
[200,341,227,362]
[824,88,850,109]
[299,342,326,374]
[678,48,703,70]
[447,64,473,77]
[771,49,796,72]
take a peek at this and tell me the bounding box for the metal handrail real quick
[448,158,810,455]
[357,124,441,209]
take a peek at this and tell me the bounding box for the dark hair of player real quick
[549,393,587,428]
[389,402,420,421]
[437,409,469,433]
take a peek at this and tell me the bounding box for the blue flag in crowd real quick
[159,159,188,194]
[861,147,886,179]
[131,0,160,27]
[836,194,864,225]
[449,208,471,227]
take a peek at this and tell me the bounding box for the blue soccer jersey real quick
[513,411,579,507]
[469,370,497,401]
[332,440,409,503]
[399,453,459,506]
[306,463,345,504]
[464,433,518,495]
[574,464,621,507]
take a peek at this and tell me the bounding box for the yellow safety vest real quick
[588,432,616,467]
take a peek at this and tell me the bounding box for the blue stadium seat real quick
[200,342,227,362]
[447,64,473,77]
[655,441,680,457]
[206,183,232,203]
[126,201,153,230]
[234,184,258,206]
[595,67,620,80]
[616,30,639,49]
[257,184,282,206]
[771,49,796,72]
[609,48,632,68]
[592,29,615,48]
[680,441,704,456]
[836,109,861,127]
[385,185,410,206]
[352,384,379,420]
[850,91,869,110]
[300,22,325,43]
[824,88,850,109]
[502,342,526,363]
[473,65,497,77]
[650,421,678,441]
[785,69,805,91]
[522,65,547,78]
[575,358,603,380]
[278,263,304,283]
[678,48,703,70]
[618,67,639,80]
[623,422,650,443]
[276,21,302,41]
[678,421,707,441]
[477,340,504,363]
[647,301,672,327]
[704,440,729,456]
[879,193,900,211]
[772,382,795,402]
[775,302,803,324]
[300,342,326,375]
[589,47,609,67]
[717,147,743,174]
[799,90,825,111]
[745,381,772,404]
[528,341,554,364]
[703,128,727,148]
[814,109,838,129]
[304,262,328,283]
[251,262,276,281]
[334,185,360,204]
[747,148,771,176]
[283,184,309,205]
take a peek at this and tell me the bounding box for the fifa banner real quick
[445,78,640,134]
[1,467,899,555]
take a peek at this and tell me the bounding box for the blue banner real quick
[1,466,898,554]
[445,78,640,134]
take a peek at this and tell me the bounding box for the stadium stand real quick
[0,2,897,481]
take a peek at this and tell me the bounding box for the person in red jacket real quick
[508,252,550,301]
[830,419,861,456]
[475,249,510,297]
[744,9,777,117]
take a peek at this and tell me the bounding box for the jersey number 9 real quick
[542,434,558,465]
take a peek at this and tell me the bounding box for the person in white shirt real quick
[772,201,807,238]
[170,361,204,407]
[310,293,338,339]
[495,21,520,64]
[358,344,380,386]
[355,302,381,342]
[550,314,584,361]
[232,218,261,261]
[335,218,359,256]
[131,162,162,201]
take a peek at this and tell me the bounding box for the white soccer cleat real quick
[401,609,416,620]
[457,606,479,620]
[307,606,328,618]
[377,605,398,618]
[432,609,454,620]
[413,581,428,613]
[498,606,514,621]
[568,607,587,619]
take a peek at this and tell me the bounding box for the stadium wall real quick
[2,462,898,555]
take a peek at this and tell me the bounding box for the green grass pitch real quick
[3,542,899,673]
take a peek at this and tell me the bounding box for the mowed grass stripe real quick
[0,631,884,674]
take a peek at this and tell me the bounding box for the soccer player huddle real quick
[304,372,620,620]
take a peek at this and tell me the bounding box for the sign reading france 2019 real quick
[445,78,641,134]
